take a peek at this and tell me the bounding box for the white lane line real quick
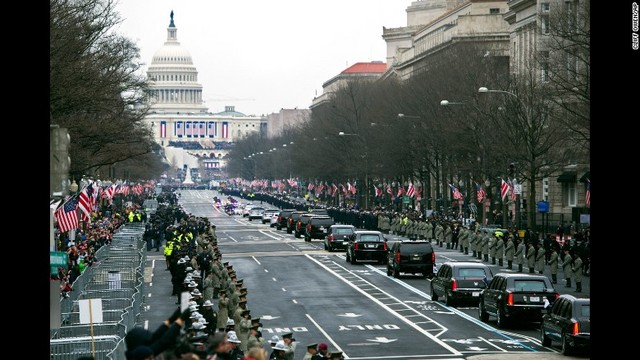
[152,259,156,268]
[272,278,278,282]
[225,234,238,242]
[282,288,287,292]
[478,336,508,352]
[292,300,298,304]
[252,256,261,265]
[264,269,269,273]
[144,320,149,330]
[148,293,152,298]
[260,230,282,240]
[306,314,347,358]
[306,254,461,356]
[149,283,153,287]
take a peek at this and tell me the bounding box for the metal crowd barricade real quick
[52,222,146,359]
[50,335,121,360]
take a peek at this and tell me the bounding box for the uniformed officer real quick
[459,226,469,254]
[504,236,515,270]
[562,250,573,288]
[303,343,319,360]
[515,237,525,272]
[444,223,452,249]
[494,232,505,266]
[527,242,536,273]
[488,233,496,265]
[534,242,546,274]
[216,289,230,330]
[481,231,490,262]
[548,247,559,284]
[572,252,583,292]
[237,310,252,352]
[281,332,296,360]
[435,222,444,247]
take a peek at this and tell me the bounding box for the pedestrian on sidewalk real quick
[562,250,573,288]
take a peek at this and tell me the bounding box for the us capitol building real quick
[143,11,264,175]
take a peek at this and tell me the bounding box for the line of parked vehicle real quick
[228,202,589,355]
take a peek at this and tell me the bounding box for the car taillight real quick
[354,243,359,250]
[431,252,436,263]
[288,218,292,224]
[278,216,282,222]
[395,252,401,263]
[307,224,312,231]
[571,322,579,335]
[383,242,387,251]
[555,293,560,300]
[329,234,334,242]
[506,292,514,306]
[451,279,457,291]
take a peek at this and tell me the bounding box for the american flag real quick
[396,186,403,198]
[287,178,298,187]
[386,184,393,195]
[78,184,93,224]
[449,184,463,200]
[585,179,590,206]
[476,183,486,203]
[500,179,510,201]
[374,186,383,197]
[332,183,338,196]
[510,180,517,201]
[348,182,356,195]
[54,196,79,233]
[308,183,315,191]
[407,183,416,198]
[315,184,324,195]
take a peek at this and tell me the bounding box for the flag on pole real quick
[54,196,79,233]
[449,184,463,200]
[500,179,510,201]
[332,183,338,196]
[406,183,416,198]
[476,183,486,203]
[386,184,393,195]
[397,186,403,198]
[78,184,94,224]
[374,186,382,197]
[585,179,590,206]
[509,180,517,201]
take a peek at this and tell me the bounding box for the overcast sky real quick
[115,0,411,116]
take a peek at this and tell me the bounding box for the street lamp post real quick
[479,86,524,230]
[338,131,369,209]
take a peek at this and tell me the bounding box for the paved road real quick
[140,190,589,359]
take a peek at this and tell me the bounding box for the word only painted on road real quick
[338,324,400,331]
[261,327,308,334]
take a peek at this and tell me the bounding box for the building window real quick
[490,8,500,14]
[540,62,549,82]
[540,14,550,34]
[541,2,550,13]
[543,177,549,202]
[563,182,577,207]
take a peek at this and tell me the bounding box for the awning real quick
[556,171,577,183]
[579,171,590,183]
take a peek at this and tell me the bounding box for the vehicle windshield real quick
[360,234,381,241]
[513,280,547,292]
[458,268,487,278]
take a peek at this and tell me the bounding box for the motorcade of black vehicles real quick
[304,216,334,242]
[540,295,590,355]
[276,209,295,230]
[247,207,265,220]
[324,225,356,252]
[430,261,493,306]
[386,240,435,279]
[262,209,280,224]
[478,273,559,328]
[295,213,314,238]
[286,211,305,234]
[310,208,328,216]
[346,231,388,265]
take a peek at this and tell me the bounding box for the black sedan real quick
[478,273,559,328]
[346,231,387,265]
[431,261,492,306]
[324,225,356,252]
[541,294,590,355]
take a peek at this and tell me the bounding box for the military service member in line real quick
[435,222,444,247]
[504,235,515,270]
[281,332,296,360]
[459,226,469,254]
[562,250,573,288]
[482,231,490,262]
[549,247,559,284]
[572,252,583,292]
[444,223,452,249]
[494,232,505,267]
[527,242,536,273]
[515,237,526,272]
[488,233,497,265]
[534,242,546,274]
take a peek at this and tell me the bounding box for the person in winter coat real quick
[534,242,546,274]
[526,242,536,273]
[515,238,526,272]
[216,289,230,330]
[548,247,559,284]
[572,252,583,292]
[504,236,515,270]
[562,250,573,288]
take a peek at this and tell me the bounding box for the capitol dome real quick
[146,11,208,113]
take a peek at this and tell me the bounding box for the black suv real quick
[540,294,590,355]
[286,211,305,234]
[295,213,314,238]
[324,225,356,252]
[305,216,334,242]
[346,231,388,264]
[479,273,559,328]
[386,241,435,279]
[430,261,493,306]
[276,209,295,230]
